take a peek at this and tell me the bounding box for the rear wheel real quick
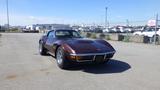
[39,42,47,55]
[56,46,70,69]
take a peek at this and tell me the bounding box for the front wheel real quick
[56,47,70,69]
[39,42,47,55]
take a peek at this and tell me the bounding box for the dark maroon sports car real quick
[39,29,116,69]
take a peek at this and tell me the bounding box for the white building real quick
[25,24,71,31]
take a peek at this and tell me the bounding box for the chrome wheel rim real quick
[57,49,63,64]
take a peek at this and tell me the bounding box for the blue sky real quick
[0,0,160,25]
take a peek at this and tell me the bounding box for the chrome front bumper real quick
[70,51,116,62]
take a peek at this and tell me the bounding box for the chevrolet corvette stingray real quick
[39,29,116,69]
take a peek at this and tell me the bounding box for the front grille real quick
[106,54,113,58]
[74,52,115,62]
[94,55,105,61]
[77,55,105,62]
[78,55,94,61]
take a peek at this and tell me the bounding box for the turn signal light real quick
[70,56,76,60]
[69,56,81,60]
[76,56,81,60]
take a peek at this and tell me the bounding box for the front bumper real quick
[69,51,116,62]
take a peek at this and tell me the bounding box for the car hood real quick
[64,38,114,54]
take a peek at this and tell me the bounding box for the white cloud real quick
[0,13,77,26]
[0,13,104,26]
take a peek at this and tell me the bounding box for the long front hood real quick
[65,38,115,54]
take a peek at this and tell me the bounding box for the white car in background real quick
[103,28,116,33]
[133,28,160,37]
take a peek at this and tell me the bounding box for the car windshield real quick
[55,30,82,38]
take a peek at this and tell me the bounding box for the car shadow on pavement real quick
[68,59,131,74]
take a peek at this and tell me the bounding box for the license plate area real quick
[94,55,105,61]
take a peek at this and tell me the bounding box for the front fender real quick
[61,44,75,54]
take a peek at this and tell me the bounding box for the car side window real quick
[48,31,55,38]
[72,31,81,37]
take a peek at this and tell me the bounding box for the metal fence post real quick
[154,14,158,45]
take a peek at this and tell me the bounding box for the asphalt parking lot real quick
[0,33,160,90]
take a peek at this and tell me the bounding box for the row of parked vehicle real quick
[81,27,134,33]
[133,27,160,38]
[85,26,160,38]
[103,27,133,33]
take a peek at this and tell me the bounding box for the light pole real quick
[154,14,158,45]
[6,0,10,30]
[105,7,108,28]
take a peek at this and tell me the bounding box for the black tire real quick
[56,46,70,69]
[152,34,159,42]
[39,42,47,55]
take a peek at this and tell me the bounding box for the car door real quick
[145,28,154,37]
[157,29,160,36]
[142,29,151,37]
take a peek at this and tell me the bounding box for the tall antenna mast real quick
[6,0,10,30]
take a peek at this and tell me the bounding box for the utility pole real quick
[126,19,129,36]
[126,19,129,26]
[6,0,10,31]
[105,7,108,29]
[154,14,158,45]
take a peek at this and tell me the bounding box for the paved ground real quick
[0,33,160,90]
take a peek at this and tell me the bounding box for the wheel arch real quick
[55,45,61,57]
